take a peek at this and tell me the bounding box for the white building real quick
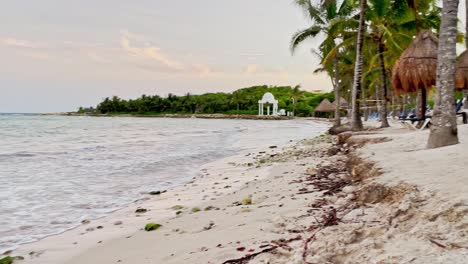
[258,93,278,116]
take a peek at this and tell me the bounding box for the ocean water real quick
[0,114,329,252]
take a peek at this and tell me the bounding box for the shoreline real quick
[7,129,327,264]
[42,112,333,122]
[5,121,468,263]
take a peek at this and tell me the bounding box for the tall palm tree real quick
[367,0,400,127]
[290,0,354,126]
[427,0,460,148]
[350,0,367,131]
[465,0,468,109]
[366,0,438,127]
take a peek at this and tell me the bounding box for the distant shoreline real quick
[43,112,330,121]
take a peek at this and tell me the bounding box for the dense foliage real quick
[291,0,446,127]
[79,85,334,117]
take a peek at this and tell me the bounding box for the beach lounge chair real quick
[400,99,467,130]
[456,98,468,124]
[399,116,431,130]
[398,107,432,130]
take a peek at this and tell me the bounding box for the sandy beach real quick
[4,120,468,264]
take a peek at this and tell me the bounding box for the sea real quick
[0,114,329,252]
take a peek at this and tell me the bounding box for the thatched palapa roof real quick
[392,30,439,94]
[314,99,335,112]
[333,97,348,108]
[456,50,468,90]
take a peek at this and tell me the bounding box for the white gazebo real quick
[258,92,278,116]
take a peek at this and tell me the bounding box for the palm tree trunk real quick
[427,0,459,149]
[362,86,368,121]
[416,89,422,118]
[333,56,341,126]
[378,38,390,127]
[391,90,398,118]
[351,0,366,131]
[421,88,427,119]
[376,84,381,119]
[403,94,408,117]
[465,89,468,110]
[465,0,468,109]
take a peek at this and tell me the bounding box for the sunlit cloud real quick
[277,69,289,80]
[0,37,44,49]
[244,64,260,74]
[238,52,265,57]
[120,31,184,71]
[24,52,49,60]
[87,52,109,63]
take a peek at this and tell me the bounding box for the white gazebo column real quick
[258,93,280,116]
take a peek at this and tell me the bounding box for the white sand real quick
[11,133,333,264]
[6,121,468,264]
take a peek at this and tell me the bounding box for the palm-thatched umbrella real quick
[333,97,348,109]
[314,98,335,115]
[392,30,439,119]
[456,50,468,90]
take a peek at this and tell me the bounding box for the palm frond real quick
[293,0,325,25]
[290,26,322,54]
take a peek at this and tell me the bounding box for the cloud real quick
[120,31,184,71]
[87,52,109,63]
[0,37,44,49]
[0,37,50,60]
[192,64,213,77]
[23,52,49,60]
[119,30,218,77]
[244,64,260,74]
[277,69,289,80]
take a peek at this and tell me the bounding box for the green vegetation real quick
[191,207,201,213]
[80,85,334,117]
[290,0,444,127]
[0,256,13,264]
[241,197,252,205]
[144,223,162,231]
[171,205,184,210]
[204,206,216,211]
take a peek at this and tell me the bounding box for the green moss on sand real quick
[241,197,252,205]
[0,256,13,264]
[144,223,162,231]
[171,205,184,210]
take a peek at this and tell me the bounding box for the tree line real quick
[291,0,466,148]
[78,85,334,117]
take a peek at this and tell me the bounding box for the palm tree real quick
[366,0,433,127]
[465,0,468,109]
[366,0,410,127]
[290,0,354,126]
[427,0,460,148]
[363,0,440,127]
[350,0,367,131]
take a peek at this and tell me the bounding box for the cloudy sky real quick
[2,1,466,113]
[0,0,334,113]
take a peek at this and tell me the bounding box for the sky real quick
[0,0,331,113]
[1,1,466,113]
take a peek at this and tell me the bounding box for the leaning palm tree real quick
[350,0,367,131]
[427,0,460,148]
[290,0,354,126]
